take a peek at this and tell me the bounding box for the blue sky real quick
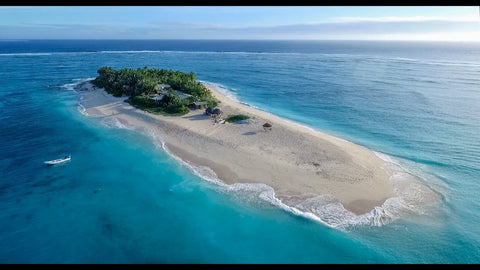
[0,6,479,40]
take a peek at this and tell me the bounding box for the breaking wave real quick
[141,126,441,230]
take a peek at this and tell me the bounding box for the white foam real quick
[129,127,225,186]
[141,128,165,151]
[0,52,52,56]
[420,60,480,68]
[372,151,443,217]
[100,116,136,131]
[321,53,480,68]
[201,80,273,113]
[98,50,304,56]
[77,103,88,116]
[374,151,402,167]
[63,83,77,91]
[200,80,241,102]
[162,144,226,187]
[99,50,165,54]
[0,51,99,57]
[211,181,398,230]
[372,55,480,68]
[389,56,418,62]
[97,50,262,55]
[62,77,96,92]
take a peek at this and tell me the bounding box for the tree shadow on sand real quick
[182,114,210,121]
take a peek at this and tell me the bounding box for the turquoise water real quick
[0,40,479,263]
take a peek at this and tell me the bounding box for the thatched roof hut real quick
[205,107,213,115]
[263,122,272,131]
[212,108,222,115]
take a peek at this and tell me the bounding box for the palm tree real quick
[263,122,272,131]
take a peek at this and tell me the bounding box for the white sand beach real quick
[76,81,427,216]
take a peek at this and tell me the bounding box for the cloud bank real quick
[1,16,479,40]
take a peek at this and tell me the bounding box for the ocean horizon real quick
[1,39,479,263]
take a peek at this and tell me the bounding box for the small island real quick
[77,66,439,227]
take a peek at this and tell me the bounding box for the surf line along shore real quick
[77,79,432,219]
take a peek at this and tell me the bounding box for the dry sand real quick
[76,81,398,215]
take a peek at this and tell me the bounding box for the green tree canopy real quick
[91,66,218,115]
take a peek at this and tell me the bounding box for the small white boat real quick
[45,155,71,165]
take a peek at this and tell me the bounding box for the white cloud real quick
[1,15,479,41]
[335,15,480,23]
[377,31,480,41]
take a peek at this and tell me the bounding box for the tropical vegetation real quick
[92,66,218,115]
[226,114,250,123]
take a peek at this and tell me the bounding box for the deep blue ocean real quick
[1,40,479,263]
